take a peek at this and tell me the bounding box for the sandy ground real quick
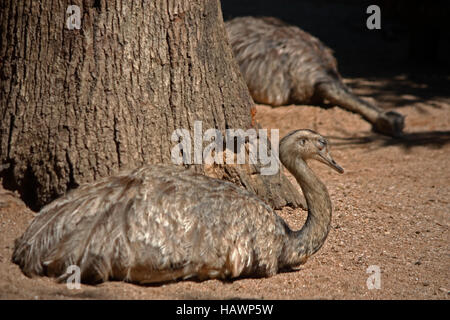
[1,72,449,299]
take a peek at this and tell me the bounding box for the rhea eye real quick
[298,139,306,146]
[318,139,327,150]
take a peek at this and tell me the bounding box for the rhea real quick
[225,16,405,137]
[13,130,344,284]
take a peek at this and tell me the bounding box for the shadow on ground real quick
[329,131,450,150]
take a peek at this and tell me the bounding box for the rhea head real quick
[279,129,344,174]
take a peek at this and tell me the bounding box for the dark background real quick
[221,0,450,78]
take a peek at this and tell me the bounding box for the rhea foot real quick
[373,110,405,137]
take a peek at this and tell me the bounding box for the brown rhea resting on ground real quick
[13,130,344,284]
[225,16,405,137]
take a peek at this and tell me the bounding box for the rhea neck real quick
[282,156,333,266]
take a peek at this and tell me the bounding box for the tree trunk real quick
[0,0,303,211]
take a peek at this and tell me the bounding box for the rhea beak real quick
[318,150,344,174]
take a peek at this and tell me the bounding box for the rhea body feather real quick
[225,16,339,106]
[13,165,294,283]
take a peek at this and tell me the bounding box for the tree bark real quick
[0,0,303,211]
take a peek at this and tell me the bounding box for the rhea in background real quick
[226,16,405,137]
